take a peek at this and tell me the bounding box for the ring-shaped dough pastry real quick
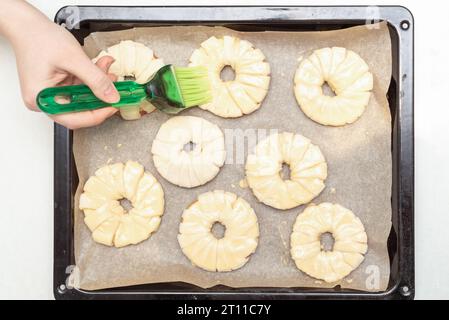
[79,161,165,248]
[294,47,373,126]
[178,190,259,272]
[189,36,271,118]
[93,40,165,120]
[245,132,327,210]
[151,116,226,188]
[290,203,368,283]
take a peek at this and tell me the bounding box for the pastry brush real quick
[36,65,211,115]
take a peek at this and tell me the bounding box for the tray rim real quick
[52,5,414,300]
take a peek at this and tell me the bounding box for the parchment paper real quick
[73,23,392,292]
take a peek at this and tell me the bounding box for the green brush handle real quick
[37,81,146,115]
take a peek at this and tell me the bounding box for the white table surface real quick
[0,0,447,300]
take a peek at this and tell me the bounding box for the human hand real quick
[0,0,120,129]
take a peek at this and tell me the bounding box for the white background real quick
[0,0,447,300]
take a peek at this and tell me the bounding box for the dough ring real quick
[79,161,165,248]
[178,190,259,272]
[151,116,226,188]
[294,47,373,126]
[290,203,368,283]
[93,40,165,120]
[245,132,327,210]
[189,36,271,118]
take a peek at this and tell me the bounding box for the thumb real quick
[65,55,120,104]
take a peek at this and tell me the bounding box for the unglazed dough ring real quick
[189,36,271,118]
[290,203,368,283]
[178,190,259,272]
[79,161,164,248]
[93,40,165,120]
[151,116,226,188]
[294,47,373,126]
[245,132,327,210]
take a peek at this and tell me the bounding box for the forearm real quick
[0,0,119,128]
[0,0,53,48]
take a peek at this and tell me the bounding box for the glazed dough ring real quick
[79,161,165,248]
[151,116,226,188]
[189,36,271,118]
[290,203,368,283]
[178,190,259,272]
[93,40,165,120]
[245,132,327,210]
[294,47,373,126]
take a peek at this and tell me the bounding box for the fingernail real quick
[104,84,120,103]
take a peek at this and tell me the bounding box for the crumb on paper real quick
[281,255,290,266]
[117,143,122,148]
[330,188,336,194]
[106,158,113,164]
[278,223,289,249]
[104,146,108,150]
[239,179,248,188]
[314,280,323,285]
[297,55,303,62]
[231,184,236,188]
[346,278,353,284]
[278,227,288,249]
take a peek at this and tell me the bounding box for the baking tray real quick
[53,6,414,300]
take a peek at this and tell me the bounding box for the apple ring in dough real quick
[79,161,164,248]
[189,36,271,118]
[245,132,327,210]
[178,190,259,272]
[294,47,373,126]
[290,203,368,283]
[151,116,226,188]
[93,40,165,120]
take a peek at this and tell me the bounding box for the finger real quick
[50,107,118,130]
[72,56,118,84]
[64,54,120,104]
[59,75,76,86]
[95,55,115,72]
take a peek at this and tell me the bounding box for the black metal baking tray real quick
[53,6,414,300]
